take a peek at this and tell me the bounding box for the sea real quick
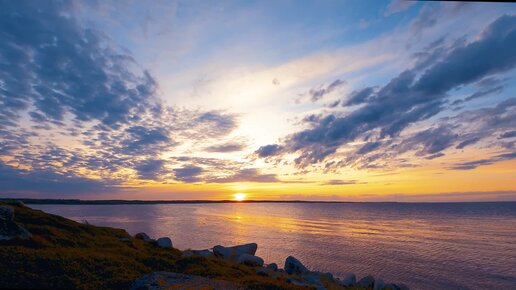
[31,202,516,290]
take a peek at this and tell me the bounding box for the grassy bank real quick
[0,202,345,290]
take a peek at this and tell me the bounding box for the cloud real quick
[135,159,167,180]
[205,142,246,153]
[0,161,110,196]
[322,179,366,186]
[208,168,279,183]
[451,152,516,170]
[500,131,516,139]
[257,14,516,169]
[173,165,203,183]
[255,144,284,158]
[0,0,160,130]
[385,0,416,16]
[308,79,346,102]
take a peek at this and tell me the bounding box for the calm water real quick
[32,202,516,290]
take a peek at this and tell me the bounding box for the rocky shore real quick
[0,202,409,290]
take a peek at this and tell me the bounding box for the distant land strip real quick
[0,198,513,205]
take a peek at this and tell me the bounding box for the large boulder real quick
[0,206,31,241]
[156,237,173,248]
[374,278,385,290]
[135,232,153,242]
[237,253,264,267]
[213,243,257,261]
[358,275,375,288]
[182,249,214,258]
[339,272,356,287]
[0,206,14,221]
[284,256,309,275]
[130,272,239,290]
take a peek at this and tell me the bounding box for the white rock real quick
[156,237,173,248]
[284,256,309,275]
[0,219,32,240]
[213,243,257,261]
[238,253,264,267]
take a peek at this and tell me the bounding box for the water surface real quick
[32,202,516,290]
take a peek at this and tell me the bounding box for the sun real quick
[233,193,246,201]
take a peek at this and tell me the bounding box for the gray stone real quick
[183,249,214,257]
[284,255,309,275]
[135,232,153,242]
[0,206,14,221]
[237,253,264,267]
[374,278,385,290]
[0,219,32,241]
[339,272,356,287]
[156,237,172,248]
[358,275,375,288]
[130,271,238,290]
[213,243,257,261]
[266,263,278,271]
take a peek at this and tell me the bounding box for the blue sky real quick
[0,0,515,201]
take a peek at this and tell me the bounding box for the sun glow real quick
[233,193,246,201]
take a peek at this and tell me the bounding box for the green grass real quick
[0,202,323,290]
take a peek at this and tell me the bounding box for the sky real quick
[0,0,515,201]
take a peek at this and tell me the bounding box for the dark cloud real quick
[451,152,516,170]
[0,161,110,196]
[173,165,203,183]
[135,159,166,180]
[0,0,159,130]
[308,79,346,102]
[500,131,516,139]
[258,15,516,169]
[205,142,245,153]
[255,144,283,158]
[344,87,376,106]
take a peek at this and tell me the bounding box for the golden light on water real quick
[233,193,246,201]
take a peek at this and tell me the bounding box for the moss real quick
[0,203,319,290]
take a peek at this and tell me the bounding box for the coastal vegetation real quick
[0,202,405,289]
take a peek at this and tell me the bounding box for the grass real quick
[0,202,333,290]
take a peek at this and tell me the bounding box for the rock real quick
[156,237,172,248]
[238,253,264,267]
[130,271,239,290]
[284,256,309,275]
[0,219,32,241]
[118,237,131,242]
[358,275,375,288]
[374,278,385,290]
[135,232,153,242]
[339,272,356,287]
[256,268,268,276]
[183,249,214,258]
[266,263,278,271]
[213,243,257,261]
[0,206,14,221]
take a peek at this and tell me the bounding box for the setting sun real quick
[233,193,246,201]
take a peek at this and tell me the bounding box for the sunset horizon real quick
[1,1,515,203]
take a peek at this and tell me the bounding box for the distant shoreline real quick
[1,198,514,205]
